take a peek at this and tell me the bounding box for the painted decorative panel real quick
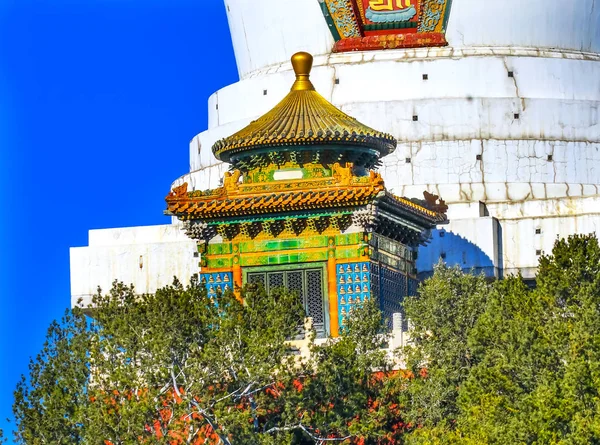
[321,0,362,40]
[206,257,233,269]
[240,236,330,253]
[207,243,233,255]
[244,163,333,184]
[241,250,328,267]
[335,232,363,246]
[358,0,420,31]
[335,245,365,260]
[337,262,371,328]
[320,0,452,52]
[200,272,234,299]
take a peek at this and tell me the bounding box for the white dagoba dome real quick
[224,0,600,78]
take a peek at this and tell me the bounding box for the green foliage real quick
[13,277,396,444]
[82,278,310,444]
[455,234,600,444]
[402,262,490,432]
[403,234,600,444]
[268,298,399,444]
[15,234,600,444]
[13,305,91,444]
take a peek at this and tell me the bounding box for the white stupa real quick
[71,0,600,306]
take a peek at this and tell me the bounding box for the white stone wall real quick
[418,196,600,280]
[70,225,198,308]
[493,196,600,278]
[224,0,334,79]
[191,50,600,191]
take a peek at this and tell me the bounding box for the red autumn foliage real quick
[100,369,426,444]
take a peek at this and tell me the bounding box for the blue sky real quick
[0,0,237,439]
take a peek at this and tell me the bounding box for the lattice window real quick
[371,263,380,300]
[246,268,326,337]
[306,270,324,327]
[248,273,266,287]
[287,271,304,297]
[408,277,419,297]
[268,272,284,290]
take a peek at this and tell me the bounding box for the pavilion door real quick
[247,268,327,337]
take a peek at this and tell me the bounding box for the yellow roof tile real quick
[212,52,396,165]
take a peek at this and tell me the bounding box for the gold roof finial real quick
[291,52,315,91]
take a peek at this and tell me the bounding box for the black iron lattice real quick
[287,271,304,298]
[306,270,324,325]
[248,273,266,287]
[268,272,284,290]
[408,277,419,297]
[246,268,326,337]
[371,263,380,301]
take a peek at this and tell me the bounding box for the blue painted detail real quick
[200,272,233,298]
[324,0,362,38]
[366,5,416,23]
[420,0,446,32]
[417,227,497,278]
[336,262,371,328]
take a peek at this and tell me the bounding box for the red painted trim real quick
[333,32,447,52]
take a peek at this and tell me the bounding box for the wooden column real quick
[327,237,339,337]
[232,243,243,301]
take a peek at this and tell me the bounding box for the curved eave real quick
[166,185,385,221]
[215,136,396,164]
[376,192,448,226]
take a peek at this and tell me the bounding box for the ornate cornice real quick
[166,168,446,244]
[166,166,386,221]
